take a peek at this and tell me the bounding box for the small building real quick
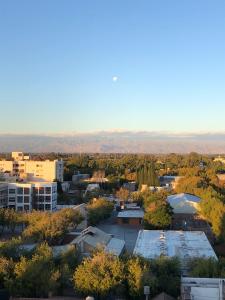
[71,226,125,256]
[167,193,200,214]
[152,292,175,300]
[133,230,217,274]
[117,209,144,226]
[123,181,136,192]
[181,277,225,300]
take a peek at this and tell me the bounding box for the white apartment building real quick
[0,152,64,182]
[0,183,8,208]
[7,181,57,212]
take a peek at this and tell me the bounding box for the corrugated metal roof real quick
[133,230,217,260]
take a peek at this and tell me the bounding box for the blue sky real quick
[0,0,225,133]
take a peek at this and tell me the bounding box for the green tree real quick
[7,243,59,298]
[73,250,124,299]
[87,198,114,226]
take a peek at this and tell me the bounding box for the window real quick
[34,187,39,194]
[45,204,51,210]
[17,196,23,203]
[38,195,44,202]
[17,207,23,211]
[9,205,15,209]
[24,196,30,203]
[39,187,44,194]
[45,187,51,194]
[45,196,51,202]
[9,189,16,194]
[24,188,30,194]
[17,187,23,195]
[38,204,44,210]
[9,197,15,202]
[24,205,30,211]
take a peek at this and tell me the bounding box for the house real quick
[167,193,201,214]
[133,230,217,274]
[117,209,144,226]
[70,226,125,256]
[181,277,225,300]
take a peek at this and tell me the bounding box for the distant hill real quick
[0,131,225,154]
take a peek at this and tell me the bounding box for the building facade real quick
[7,181,57,212]
[0,183,8,208]
[0,152,64,182]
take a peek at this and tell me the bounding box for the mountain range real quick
[0,131,225,154]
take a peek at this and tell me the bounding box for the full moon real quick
[112,76,118,82]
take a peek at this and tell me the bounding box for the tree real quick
[7,243,59,298]
[22,208,83,245]
[73,250,124,299]
[87,198,114,226]
[126,256,151,299]
[116,188,130,201]
[188,257,225,278]
[143,191,173,229]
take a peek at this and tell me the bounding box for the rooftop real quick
[133,230,217,261]
[117,210,144,219]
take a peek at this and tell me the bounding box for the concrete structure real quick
[117,209,144,226]
[0,183,8,208]
[0,152,64,182]
[181,277,225,300]
[167,193,201,214]
[133,230,217,274]
[159,176,183,190]
[71,226,125,256]
[6,181,57,211]
[72,173,90,183]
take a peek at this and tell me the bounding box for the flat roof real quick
[117,210,144,219]
[133,230,217,260]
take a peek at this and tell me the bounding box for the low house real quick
[167,193,201,214]
[181,277,225,300]
[133,230,217,274]
[70,226,125,256]
[117,209,144,226]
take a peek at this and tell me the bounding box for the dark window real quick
[45,204,51,210]
[45,187,51,194]
[9,197,15,202]
[24,205,30,211]
[39,187,44,194]
[38,204,44,210]
[17,187,23,195]
[45,196,51,202]
[24,196,30,203]
[17,196,23,203]
[17,207,23,211]
[24,188,30,194]
[38,195,44,202]
[9,189,16,194]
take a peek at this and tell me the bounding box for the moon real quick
[112,76,118,82]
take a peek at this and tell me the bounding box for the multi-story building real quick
[7,181,57,212]
[0,152,63,182]
[0,183,8,208]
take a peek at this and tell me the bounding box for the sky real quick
[0,0,225,134]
